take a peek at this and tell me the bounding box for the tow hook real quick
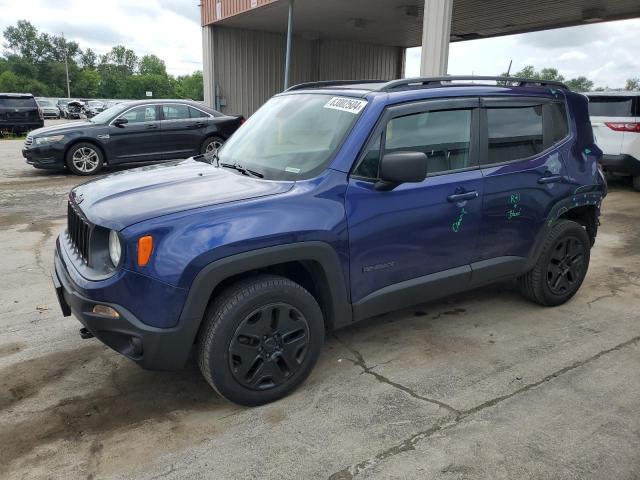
[79,327,94,339]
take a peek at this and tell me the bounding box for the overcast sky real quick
[0,1,638,88]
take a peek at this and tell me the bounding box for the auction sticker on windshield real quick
[324,97,368,114]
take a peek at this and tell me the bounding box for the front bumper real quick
[53,239,196,371]
[599,154,640,176]
[22,144,66,169]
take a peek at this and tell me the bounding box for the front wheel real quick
[517,220,591,306]
[197,275,324,406]
[65,142,104,175]
[633,175,640,192]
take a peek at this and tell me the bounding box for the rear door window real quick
[188,107,209,118]
[588,97,633,117]
[485,106,544,164]
[162,104,190,120]
[547,102,569,144]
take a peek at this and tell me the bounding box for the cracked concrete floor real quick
[1,137,639,479]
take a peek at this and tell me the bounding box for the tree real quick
[1,20,200,99]
[2,20,49,63]
[74,69,100,97]
[139,54,167,76]
[178,71,204,100]
[565,76,594,92]
[101,45,138,74]
[626,78,640,91]
[499,65,594,91]
[80,48,98,70]
[0,70,19,91]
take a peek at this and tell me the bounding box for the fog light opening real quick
[92,304,120,318]
[129,337,143,357]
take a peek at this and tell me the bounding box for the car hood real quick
[30,121,95,136]
[71,159,294,230]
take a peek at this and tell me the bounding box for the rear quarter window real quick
[588,96,633,117]
[0,96,37,108]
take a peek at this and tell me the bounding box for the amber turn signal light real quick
[137,235,153,266]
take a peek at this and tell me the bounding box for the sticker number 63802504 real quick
[323,97,368,114]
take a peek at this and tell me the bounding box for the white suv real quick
[586,92,640,190]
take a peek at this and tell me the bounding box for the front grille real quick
[67,201,92,264]
[24,136,33,147]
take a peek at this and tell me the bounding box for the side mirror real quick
[113,117,128,127]
[375,151,427,191]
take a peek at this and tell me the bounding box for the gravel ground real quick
[1,132,639,480]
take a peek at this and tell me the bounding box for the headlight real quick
[35,135,65,145]
[108,230,122,267]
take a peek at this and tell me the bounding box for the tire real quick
[633,175,640,192]
[517,220,591,306]
[197,274,324,406]
[200,135,225,155]
[65,142,105,175]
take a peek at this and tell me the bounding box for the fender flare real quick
[525,191,603,271]
[172,241,353,365]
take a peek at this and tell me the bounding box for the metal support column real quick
[202,25,216,108]
[420,0,453,76]
[283,0,294,90]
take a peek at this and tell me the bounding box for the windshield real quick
[91,102,130,123]
[217,93,367,181]
[89,101,103,107]
[38,99,55,107]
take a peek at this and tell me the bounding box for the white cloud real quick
[0,0,203,76]
[558,51,588,61]
[406,18,640,89]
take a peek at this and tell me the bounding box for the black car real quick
[22,100,243,175]
[0,93,44,135]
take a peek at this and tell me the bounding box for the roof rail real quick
[378,76,570,91]
[285,79,384,92]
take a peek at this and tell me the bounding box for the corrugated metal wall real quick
[207,26,404,117]
[318,39,403,81]
[201,0,278,25]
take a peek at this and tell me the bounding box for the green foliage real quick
[626,78,640,91]
[139,55,167,76]
[499,65,596,91]
[178,71,204,100]
[565,76,594,92]
[0,20,203,101]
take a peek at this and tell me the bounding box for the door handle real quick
[538,174,562,184]
[447,191,479,202]
[145,124,159,129]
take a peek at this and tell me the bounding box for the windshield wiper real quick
[219,162,264,178]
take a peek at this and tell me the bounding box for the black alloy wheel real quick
[228,303,310,390]
[546,236,585,295]
[197,274,324,406]
[517,219,591,306]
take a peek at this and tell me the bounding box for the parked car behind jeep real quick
[0,93,44,134]
[36,98,61,119]
[586,91,640,190]
[23,99,243,175]
[52,77,606,406]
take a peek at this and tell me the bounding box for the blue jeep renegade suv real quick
[53,76,606,406]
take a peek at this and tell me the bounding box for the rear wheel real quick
[197,275,324,406]
[633,175,640,192]
[65,142,104,175]
[200,136,225,155]
[517,220,591,306]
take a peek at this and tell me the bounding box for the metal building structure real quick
[201,0,640,117]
